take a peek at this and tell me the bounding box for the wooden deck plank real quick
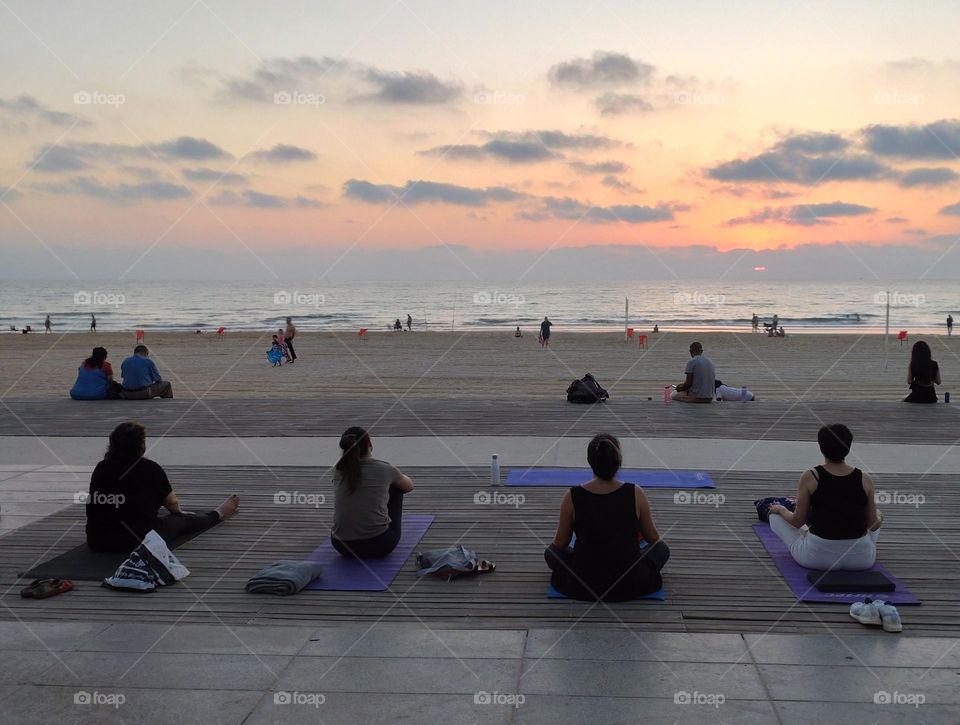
[1,465,956,636]
[1,399,958,443]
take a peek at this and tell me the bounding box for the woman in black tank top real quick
[544,433,669,601]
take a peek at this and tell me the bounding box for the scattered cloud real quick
[863,120,960,160]
[29,137,230,172]
[520,196,679,224]
[726,201,875,226]
[210,189,324,208]
[568,160,630,175]
[362,69,461,104]
[343,178,527,206]
[152,136,230,160]
[0,94,90,129]
[182,167,248,184]
[0,186,22,202]
[595,92,654,116]
[548,52,654,89]
[885,216,909,223]
[419,130,622,164]
[248,143,317,163]
[599,175,642,193]
[939,201,960,215]
[897,166,959,187]
[35,176,191,203]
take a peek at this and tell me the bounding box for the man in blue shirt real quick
[119,345,173,399]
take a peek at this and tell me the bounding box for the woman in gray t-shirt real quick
[331,426,414,558]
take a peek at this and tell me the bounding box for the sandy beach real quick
[3,329,956,401]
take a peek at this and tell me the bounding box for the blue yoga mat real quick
[548,582,665,600]
[506,468,716,488]
[304,515,434,591]
[752,524,920,605]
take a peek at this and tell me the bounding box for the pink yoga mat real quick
[752,523,920,605]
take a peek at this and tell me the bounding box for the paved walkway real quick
[0,621,956,724]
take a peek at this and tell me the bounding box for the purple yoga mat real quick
[304,515,434,591]
[506,468,716,488]
[752,523,920,605]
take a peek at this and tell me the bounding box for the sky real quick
[2,0,960,280]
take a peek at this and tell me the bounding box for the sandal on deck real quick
[20,578,74,599]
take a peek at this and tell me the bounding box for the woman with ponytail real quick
[545,433,669,601]
[331,426,414,559]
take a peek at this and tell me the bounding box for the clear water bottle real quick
[741,385,748,401]
[490,454,501,486]
[945,392,951,404]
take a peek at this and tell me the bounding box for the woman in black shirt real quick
[544,433,669,601]
[904,340,941,403]
[86,422,240,552]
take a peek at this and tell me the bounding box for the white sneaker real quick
[879,601,903,633]
[849,598,881,626]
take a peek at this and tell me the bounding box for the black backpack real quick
[566,373,609,404]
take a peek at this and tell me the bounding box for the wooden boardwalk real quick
[2,465,957,636]
[2,398,958,443]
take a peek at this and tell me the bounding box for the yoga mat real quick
[506,468,715,488]
[305,515,434,591]
[21,529,202,582]
[752,524,920,605]
[548,582,665,600]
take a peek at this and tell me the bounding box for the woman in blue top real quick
[70,347,121,400]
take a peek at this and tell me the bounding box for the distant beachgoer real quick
[90,314,96,333]
[406,314,412,332]
[671,341,715,403]
[86,422,239,552]
[278,328,293,363]
[70,347,121,400]
[652,324,659,333]
[119,345,173,399]
[285,317,298,361]
[394,318,402,332]
[904,340,940,403]
[767,424,882,571]
[948,315,954,336]
[545,433,669,601]
[772,313,779,329]
[714,380,755,401]
[268,335,285,366]
[44,315,51,333]
[751,313,759,333]
[539,317,552,347]
[331,427,414,559]
[514,326,522,338]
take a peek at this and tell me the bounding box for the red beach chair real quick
[897,330,908,348]
[638,334,648,349]
[216,327,225,339]
[626,327,634,339]
[135,329,145,344]
[358,328,368,341]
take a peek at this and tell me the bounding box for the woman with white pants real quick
[768,423,882,571]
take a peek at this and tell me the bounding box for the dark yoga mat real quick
[548,582,665,600]
[752,524,920,605]
[304,515,434,591]
[21,530,203,582]
[506,468,716,488]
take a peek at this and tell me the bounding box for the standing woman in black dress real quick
[904,341,940,403]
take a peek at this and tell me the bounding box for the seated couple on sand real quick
[70,345,173,400]
[767,423,882,571]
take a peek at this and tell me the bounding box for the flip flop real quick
[20,578,74,599]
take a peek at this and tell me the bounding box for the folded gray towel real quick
[245,559,324,595]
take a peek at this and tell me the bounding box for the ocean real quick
[0,279,956,334]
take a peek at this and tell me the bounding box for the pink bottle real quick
[664,385,671,403]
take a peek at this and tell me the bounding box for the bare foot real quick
[216,494,240,521]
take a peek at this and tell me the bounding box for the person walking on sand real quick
[671,341,715,404]
[44,315,51,333]
[751,313,759,333]
[406,314,412,332]
[90,314,96,333]
[948,315,954,337]
[539,316,552,347]
[278,327,293,363]
[284,317,298,362]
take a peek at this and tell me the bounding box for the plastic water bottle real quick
[945,392,951,404]
[741,385,748,402]
[490,454,501,486]
[664,385,671,403]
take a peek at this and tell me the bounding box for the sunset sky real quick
[2,0,960,279]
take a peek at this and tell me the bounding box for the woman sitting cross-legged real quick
[768,423,882,571]
[545,433,669,601]
[331,426,414,559]
[86,422,239,552]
